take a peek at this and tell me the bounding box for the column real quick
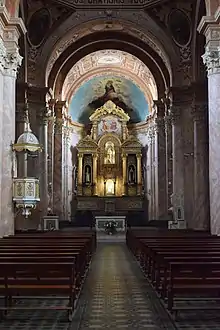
[77,153,83,196]
[53,101,66,219]
[154,115,167,219]
[136,153,142,195]
[122,153,127,195]
[198,18,220,234]
[151,125,156,219]
[92,154,98,195]
[47,100,56,211]
[192,103,209,230]
[147,131,152,219]
[37,108,49,218]
[164,114,173,210]
[0,23,25,236]
[171,106,185,226]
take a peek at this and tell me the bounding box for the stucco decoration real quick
[62,50,157,106]
[43,12,174,85]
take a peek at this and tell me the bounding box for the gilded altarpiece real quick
[76,100,144,214]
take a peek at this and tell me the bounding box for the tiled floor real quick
[1,242,220,329]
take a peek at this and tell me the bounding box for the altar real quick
[95,216,126,232]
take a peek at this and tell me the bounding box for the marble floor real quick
[1,243,220,329]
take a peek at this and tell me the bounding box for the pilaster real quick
[53,101,67,219]
[198,18,220,234]
[0,8,25,237]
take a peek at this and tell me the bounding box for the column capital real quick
[191,103,208,122]
[122,153,127,158]
[202,47,220,75]
[154,116,165,131]
[92,153,98,158]
[136,153,142,159]
[0,40,22,77]
[54,117,64,134]
[152,99,165,117]
[77,153,83,158]
[170,105,182,125]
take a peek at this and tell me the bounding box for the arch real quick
[62,49,158,108]
[48,31,170,100]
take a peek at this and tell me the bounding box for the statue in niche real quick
[128,165,135,184]
[104,142,115,164]
[85,165,91,184]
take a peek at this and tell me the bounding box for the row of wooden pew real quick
[126,228,220,319]
[0,230,96,321]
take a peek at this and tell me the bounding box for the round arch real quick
[48,31,170,99]
[62,49,158,111]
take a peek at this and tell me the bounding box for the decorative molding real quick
[43,14,172,83]
[62,49,158,104]
[89,100,130,122]
[202,47,220,75]
[191,104,207,122]
[0,39,22,77]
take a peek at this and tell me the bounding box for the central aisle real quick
[75,243,175,330]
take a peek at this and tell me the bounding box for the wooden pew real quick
[0,231,96,320]
[0,262,75,321]
[126,228,220,319]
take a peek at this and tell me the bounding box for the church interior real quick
[0,0,220,329]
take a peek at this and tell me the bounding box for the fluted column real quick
[171,106,185,225]
[192,103,209,230]
[164,114,173,210]
[198,19,220,234]
[77,154,83,195]
[122,153,127,195]
[136,153,142,195]
[92,154,98,195]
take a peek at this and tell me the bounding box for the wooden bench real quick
[126,228,220,319]
[0,262,75,321]
[0,231,96,321]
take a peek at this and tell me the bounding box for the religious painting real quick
[98,116,121,137]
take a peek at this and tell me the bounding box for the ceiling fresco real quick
[69,75,149,124]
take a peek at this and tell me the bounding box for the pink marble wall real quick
[1,74,16,236]
[208,73,220,234]
[5,0,19,17]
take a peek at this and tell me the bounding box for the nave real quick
[1,236,220,330]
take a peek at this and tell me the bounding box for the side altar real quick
[75,100,144,215]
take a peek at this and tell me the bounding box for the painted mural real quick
[98,116,121,137]
[69,76,149,124]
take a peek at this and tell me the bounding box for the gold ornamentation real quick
[89,100,130,122]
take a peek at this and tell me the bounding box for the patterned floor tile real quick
[76,243,175,330]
